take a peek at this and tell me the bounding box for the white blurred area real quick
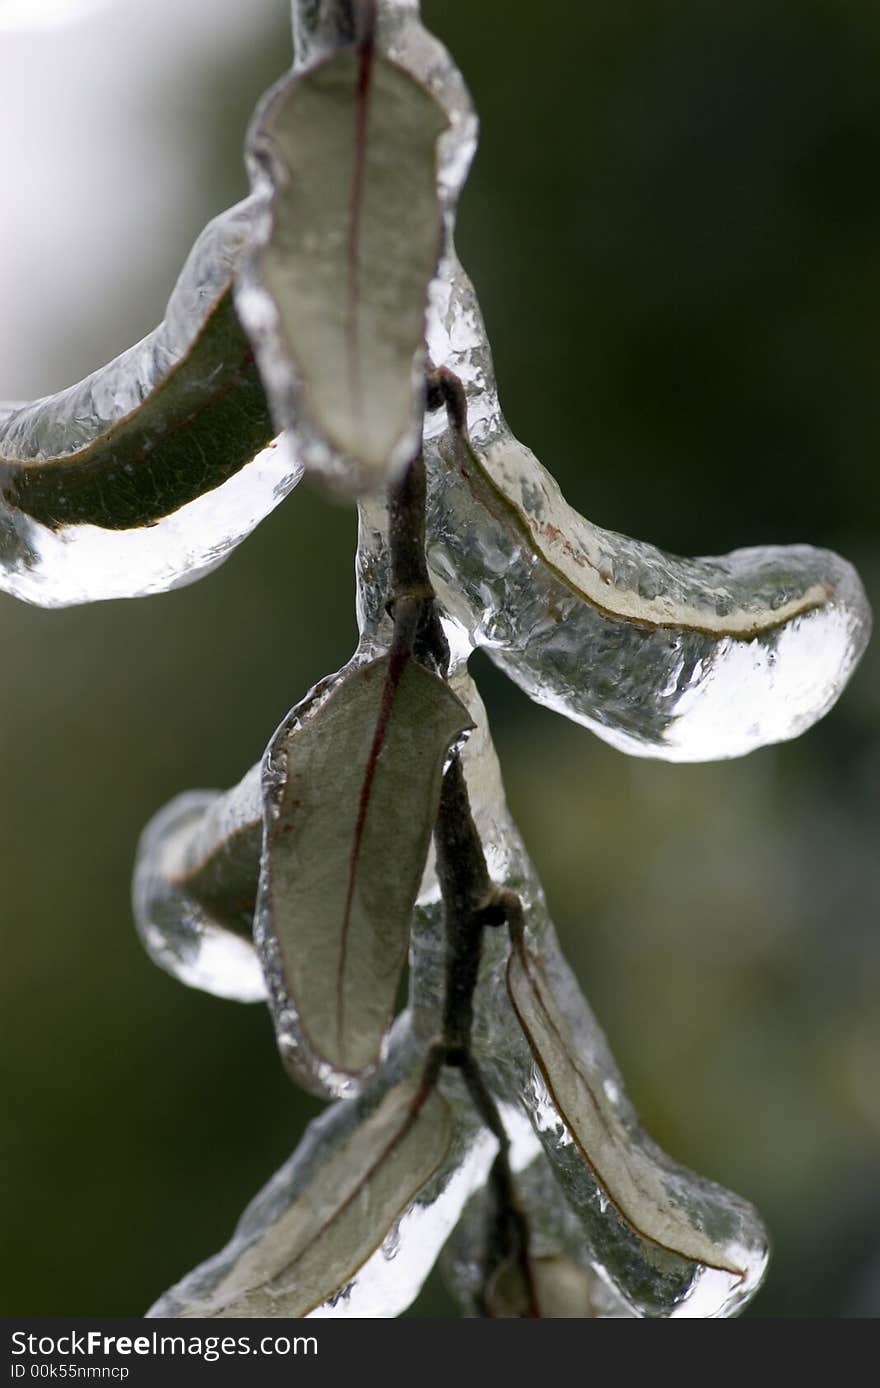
[0,0,287,398]
[0,0,113,29]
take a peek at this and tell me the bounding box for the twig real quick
[388,374,540,1316]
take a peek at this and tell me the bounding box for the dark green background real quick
[1,0,878,1317]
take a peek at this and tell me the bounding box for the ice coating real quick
[422,264,871,761]
[443,1149,636,1318]
[147,1025,496,1319]
[236,1,477,491]
[132,771,266,1004]
[0,200,300,607]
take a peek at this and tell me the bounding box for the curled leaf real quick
[147,1054,456,1319]
[258,655,472,1096]
[426,420,871,762]
[505,930,769,1316]
[239,45,449,492]
[0,201,295,608]
[419,235,871,763]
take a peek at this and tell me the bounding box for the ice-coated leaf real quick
[238,41,449,492]
[147,1039,465,1319]
[419,235,871,762]
[507,933,765,1296]
[494,926,769,1316]
[257,655,472,1095]
[132,768,265,1003]
[0,200,300,608]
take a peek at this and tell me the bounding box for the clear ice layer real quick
[132,769,266,1003]
[422,257,871,762]
[148,1024,496,1319]
[0,200,301,607]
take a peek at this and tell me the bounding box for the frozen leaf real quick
[238,42,448,492]
[506,931,768,1315]
[420,240,871,762]
[132,768,265,1003]
[258,655,472,1095]
[0,200,299,608]
[147,1037,476,1319]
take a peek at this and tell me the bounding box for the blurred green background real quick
[1,0,878,1317]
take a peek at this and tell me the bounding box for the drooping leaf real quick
[506,932,767,1293]
[258,655,472,1093]
[426,420,871,762]
[240,46,449,492]
[147,1066,455,1318]
[0,201,293,608]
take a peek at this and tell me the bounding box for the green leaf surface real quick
[507,936,746,1277]
[261,655,472,1081]
[245,47,448,491]
[0,207,274,531]
[171,1074,454,1318]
